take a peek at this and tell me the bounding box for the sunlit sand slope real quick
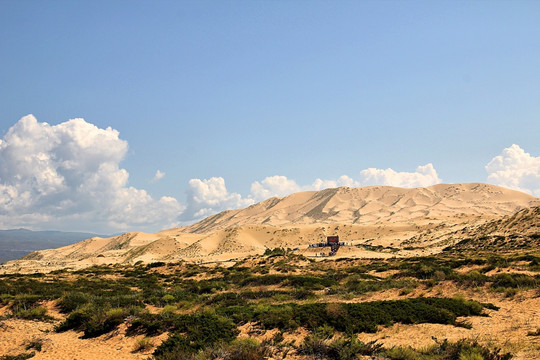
[1,183,538,273]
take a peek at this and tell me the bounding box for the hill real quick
[185,183,537,232]
[1,183,538,273]
[447,206,540,252]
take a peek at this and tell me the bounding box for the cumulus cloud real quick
[250,175,302,201]
[486,144,540,196]
[312,175,360,191]
[358,163,442,188]
[248,165,441,202]
[0,115,183,233]
[0,116,447,231]
[182,177,254,221]
[151,170,165,183]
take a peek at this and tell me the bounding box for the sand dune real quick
[185,183,538,233]
[1,183,538,273]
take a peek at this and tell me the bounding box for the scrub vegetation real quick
[1,249,538,359]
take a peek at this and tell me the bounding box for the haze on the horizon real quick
[0,1,539,234]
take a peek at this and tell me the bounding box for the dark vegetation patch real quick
[0,354,36,360]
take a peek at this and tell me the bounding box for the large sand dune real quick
[1,183,538,273]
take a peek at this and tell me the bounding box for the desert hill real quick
[1,183,538,273]
[186,183,537,233]
[448,206,540,252]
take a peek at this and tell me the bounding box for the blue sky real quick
[1,1,539,233]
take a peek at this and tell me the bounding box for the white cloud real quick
[358,163,442,188]
[312,175,360,191]
[250,175,302,201]
[182,177,254,220]
[0,115,183,233]
[0,116,448,231]
[249,165,441,202]
[486,144,540,196]
[151,170,165,183]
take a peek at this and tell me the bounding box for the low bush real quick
[432,338,512,360]
[132,337,154,352]
[240,274,336,289]
[490,273,538,289]
[25,339,43,352]
[218,338,271,360]
[298,333,382,360]
[206,292,248,307]
[380,339,512,360]
[9,294,41,314]
[15,306,53,322]
[56,304,141,338]
[345,278,418,294]
[152,312,238,359]
[57,292,90,313]
[218,297,487,334]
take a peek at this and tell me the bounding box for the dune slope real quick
[1,183,538,273]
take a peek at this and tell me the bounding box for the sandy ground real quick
[355,286,540,360]
[0,316,168,359]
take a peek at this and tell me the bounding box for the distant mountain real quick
[0,229,107,263]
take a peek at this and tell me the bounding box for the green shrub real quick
[297,332,329,357]
[220,338,270,360]
[58,292,90,313]
[25,339,43,352]
[299,333,382,360]
[206,292,247,307]
[383,346,418,360]
[56,305,140,338]
[153,313,238,359]
[9,294,41,314]
[457,270,489,287]
[56,304,94,333]
[222,297,486,334]
[455,320,473,329]
[161,294,175,304]
[153,332,194,359]
[15,306,52,321]
[329,337,383,360]
[436,338,512,360]
[491,273,538,289]
[82,307,129,338]
[127,311,172,336]
[132,337,154,352]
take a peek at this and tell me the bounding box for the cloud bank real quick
[182,177,254,220]
[486,144,540,196]
[247,164,441,202]
[0,115,183,232]
[0,115,446,229]
[183,164,443,221]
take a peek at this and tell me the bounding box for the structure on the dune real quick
[308,235,347,256]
